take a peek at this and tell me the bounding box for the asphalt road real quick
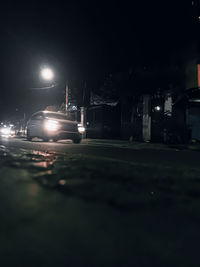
[0,137,200,267]
[0,136,200,167]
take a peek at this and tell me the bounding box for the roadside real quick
[84,138,200,151]
[12,133,200,151]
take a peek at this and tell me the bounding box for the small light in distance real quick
[154,106,161,111]
[1,127,11,136]
[59,179,66,185]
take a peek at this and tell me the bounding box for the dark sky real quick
[0,1,197,119]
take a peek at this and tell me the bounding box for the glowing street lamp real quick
[40,67,68,113]
[41,68,54,81]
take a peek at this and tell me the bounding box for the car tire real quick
[72,137,81,144]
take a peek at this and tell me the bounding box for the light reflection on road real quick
[28,183,40,197]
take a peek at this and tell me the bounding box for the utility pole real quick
[65,83,69,113]
[80,81,87,138]
[142,94,151,142]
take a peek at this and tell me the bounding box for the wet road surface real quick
[0,137,200,266]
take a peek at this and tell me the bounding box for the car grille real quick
[60,123,78,132]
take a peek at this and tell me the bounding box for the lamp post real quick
[65,83,69,112]
[40,67,69,113]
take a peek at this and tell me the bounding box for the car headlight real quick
[78,124,85,133]
[44,120,59,131]
[10,129,15,135]
[1,127,11,135]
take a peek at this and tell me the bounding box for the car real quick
[0,125,12,137]
[0,124,15,137]
[26,111,84,143]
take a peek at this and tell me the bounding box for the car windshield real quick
[45,113,67,120]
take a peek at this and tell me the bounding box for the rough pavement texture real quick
[0,144,200,266]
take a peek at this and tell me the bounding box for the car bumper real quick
[45,130,81,140]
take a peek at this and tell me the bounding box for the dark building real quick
[86,105,121,139]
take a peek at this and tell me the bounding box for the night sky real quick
[0,1,197,119]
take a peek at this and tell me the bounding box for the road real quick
[0,137,200,267]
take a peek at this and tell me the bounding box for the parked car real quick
[26,111,83,143]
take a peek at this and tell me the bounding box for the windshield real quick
[45,113,67,120]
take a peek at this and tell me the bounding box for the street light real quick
[41,68,54,81]
[40,67,69,113]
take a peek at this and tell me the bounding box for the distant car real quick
[26,111,84,143]
[0,125,11,137]
[0,124,15,137]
